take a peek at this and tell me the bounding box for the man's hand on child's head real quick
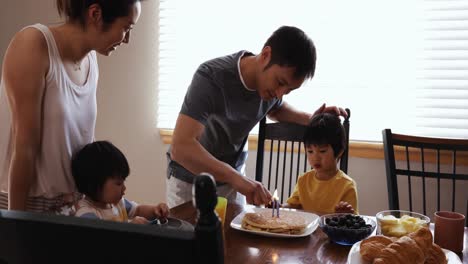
[313,103,348,118]
[334,201,355,214]
[154,203,170,219]
[130,216,149,224]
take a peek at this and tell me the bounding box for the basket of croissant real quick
[359,227,448,264]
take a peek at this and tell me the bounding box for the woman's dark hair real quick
[56,0,142,28]
[263,26,317,80]
[71,140,130,201]
[303,113,346,158]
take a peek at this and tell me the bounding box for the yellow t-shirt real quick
[286,170,359,215]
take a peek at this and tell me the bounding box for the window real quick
[158,0,468,141]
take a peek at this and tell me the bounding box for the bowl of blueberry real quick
[319,213,376,246]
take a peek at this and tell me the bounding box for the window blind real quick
[158,0,468,141]
[414,0,468,139]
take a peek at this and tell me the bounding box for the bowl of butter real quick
[376,210,430,237]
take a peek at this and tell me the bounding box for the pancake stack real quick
[241,211,307,235]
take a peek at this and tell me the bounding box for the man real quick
[167,26,347,208]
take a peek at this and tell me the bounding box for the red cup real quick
[434,211,465,253]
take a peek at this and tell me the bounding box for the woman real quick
[0,0,143,214]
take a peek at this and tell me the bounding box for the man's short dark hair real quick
[263,26,317,80]
[71,140,130,201]
[303,113,346,158]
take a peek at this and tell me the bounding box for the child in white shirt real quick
[72,141,169,223]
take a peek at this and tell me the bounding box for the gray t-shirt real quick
[167,51,282,184]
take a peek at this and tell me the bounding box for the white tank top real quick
[0,23,98,198]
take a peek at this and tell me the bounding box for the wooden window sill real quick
[159,129,468,165]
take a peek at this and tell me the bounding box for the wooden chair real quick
[255,108,351,203]
[382,128,468,226]
[0,174,224,264]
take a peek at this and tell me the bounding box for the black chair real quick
[0,174,223,264]
[382,128,468,226]
[255,108,351,203]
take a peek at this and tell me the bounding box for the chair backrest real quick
[0,174,224,264]
[382,128,468,226]
[255,108,351,203]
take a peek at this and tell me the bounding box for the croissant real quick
[424,243,447,264]
[360,235,395,262]
[373,236,426,264]
[408,227,434,257]
[359,227,447,264]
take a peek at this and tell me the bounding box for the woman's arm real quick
[3,28,49,210]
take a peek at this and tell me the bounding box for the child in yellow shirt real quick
[286,113,358,215]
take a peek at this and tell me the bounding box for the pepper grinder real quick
[193,172,224,264]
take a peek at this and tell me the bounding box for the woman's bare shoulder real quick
[3,27,49,74]
[10,27,47,49]
[8,27,47,57]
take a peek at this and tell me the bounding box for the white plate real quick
[347,240,462,264]
[229,207,319,238]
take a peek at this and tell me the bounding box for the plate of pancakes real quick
[230,207,319,238]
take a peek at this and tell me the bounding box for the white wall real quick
[94,0,166,204]
[1,1,466,217]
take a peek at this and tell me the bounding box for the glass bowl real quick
[376,210,430,237]
[319,213,376,246]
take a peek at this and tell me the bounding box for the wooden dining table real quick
[170,202,468,264]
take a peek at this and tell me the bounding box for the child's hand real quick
[130,216,149,224]
[334,201,355,214]
[153,203,170,219]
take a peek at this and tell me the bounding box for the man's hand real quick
[313,103,348,118]
[334,201,355,214]
[232,176,271,206]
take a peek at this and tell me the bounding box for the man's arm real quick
[170,114,271,205]
[268,102,348,125]
[267,101,312,125]
[3,28,48,211]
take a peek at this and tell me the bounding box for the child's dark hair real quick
[303,113,346,158]
[56,0,143,29]
[263,26,316,80]
[71,140,130,201]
